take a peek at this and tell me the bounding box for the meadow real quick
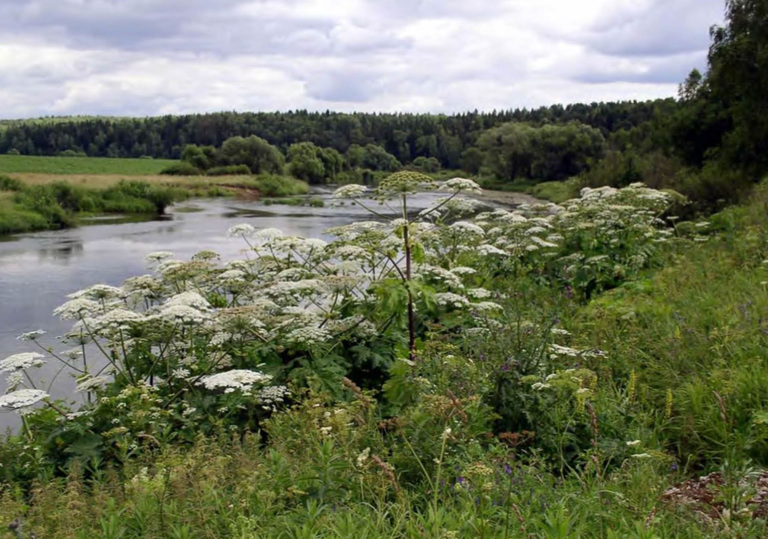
[0,154,178,175]
[1,171,766,537]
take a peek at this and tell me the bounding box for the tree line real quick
[0,102,666,168]
[2,0,766,208]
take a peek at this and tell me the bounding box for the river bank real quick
[0,174,310,235]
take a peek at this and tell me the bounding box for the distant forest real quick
[2,0,767,212]
[0,101,670,167]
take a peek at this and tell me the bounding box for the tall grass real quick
[0,176,186,235]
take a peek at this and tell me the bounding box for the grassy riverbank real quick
[0,156,310,235]
[1,178,767,537]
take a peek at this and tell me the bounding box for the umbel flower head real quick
[332,184,368,199]
[0,389,48,409]
[439,177,482,194]
[0,352,45,373]
[375,171,434,198]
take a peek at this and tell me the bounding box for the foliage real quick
[205,164,252,176]
[252,174,310,197]
[477,122,605,183]
[159,162,202,176]
[220,135,285,175]
[0,179,186,235]
[287,142,344,184]
[346,143,401,172]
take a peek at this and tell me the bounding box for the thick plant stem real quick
[404,221,416,361]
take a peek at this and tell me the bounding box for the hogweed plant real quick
[0,178,702,470]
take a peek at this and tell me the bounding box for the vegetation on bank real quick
[0,167,310,235]
[4,170,768,537]
[0,176,186,235]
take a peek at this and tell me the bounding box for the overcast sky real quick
[0,0,725,118]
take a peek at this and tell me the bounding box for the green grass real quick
[0,176,187,235]
[0,154,178,175]
[528,179,581,203]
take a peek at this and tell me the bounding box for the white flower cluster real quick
[332,184,368,199]
[258,385,290,411]
[197,369,272,393]
[439,177,482,194]
[0,352,45,373]
[0,389,48,409]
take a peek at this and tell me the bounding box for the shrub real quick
[0,175,24,192]
[206,164,252,176]
[254,174,309,197]
[160,162,203,176]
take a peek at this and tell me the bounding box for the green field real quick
[0,154,178,175]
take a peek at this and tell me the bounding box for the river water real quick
[0,189,527,429]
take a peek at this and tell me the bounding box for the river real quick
[0,189,534,429]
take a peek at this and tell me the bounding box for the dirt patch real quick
[662,471,768,521]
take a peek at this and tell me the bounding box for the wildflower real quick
[16,330,46,341]
[164,291,210,311]
[356,447,371,467]
[320,426,333,436]
[442,427,452,440]
[171,367,191,379]
[227,224,257,238]
[472,301,503,312]
[91,309,144,330]
[439,177,482,194]
[145,251,175,263]
[531,382,551,391]
[450,266,476,276]
[376,171,433,196]
[476,244,507,257]
[435,292,470,309]
[631,453,653,459]
[449,221,485,237]
[76,375,109,393]
[258,385,290,410]
[0,352,45,373]
[159,305,209,324]
[332,184,368,198]
[626,440,641,447]
[197,369,272,392]
[53,298,102,319]
[548,344,580,357]
[0,389,48,409]
[254,227,284,240]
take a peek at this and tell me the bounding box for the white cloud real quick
[0,0,726,118]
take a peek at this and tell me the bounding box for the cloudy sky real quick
[0,0,725,118]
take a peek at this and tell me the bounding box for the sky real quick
[0,0,726,118]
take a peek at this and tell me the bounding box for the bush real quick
[160,162,203,176]
[0,175,24,192]
[206,164,252,176]
[254,174,310,197]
